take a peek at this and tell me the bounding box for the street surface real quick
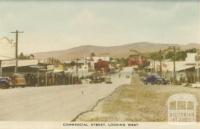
[0,67,133,121]
[76,73,200,122]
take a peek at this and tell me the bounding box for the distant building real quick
[94,60,110,73]
[1,59,39,76]
[91,57,110,62]
[86,56,110,70]
[185,53,197,65]
[64,59,91,77]
[128,55,148,68]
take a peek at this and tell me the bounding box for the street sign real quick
[47,65,54,70]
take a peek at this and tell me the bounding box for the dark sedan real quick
[144,74,170,85]
[0,77,12,89]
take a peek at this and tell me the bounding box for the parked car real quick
[0,77,12,89]
[104,76,112,84]
[11,73,27,87]
[89,75,104,84]
[89,78,103,84]
[144,74,170,85]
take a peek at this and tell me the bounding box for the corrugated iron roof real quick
[1,59,38,68]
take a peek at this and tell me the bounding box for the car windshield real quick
[0,77,8,79]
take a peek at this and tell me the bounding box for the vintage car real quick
[144,74,170,85]
[104,76,112,84]
[11,73,27,87]
[0,77,12,89]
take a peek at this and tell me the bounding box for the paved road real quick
[0,67,132,121]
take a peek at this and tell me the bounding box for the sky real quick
[0,0,200,54]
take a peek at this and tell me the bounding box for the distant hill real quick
[33,42,200,60]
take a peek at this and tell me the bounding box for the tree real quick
[18,52,35,60]
[70,61,76,67]
[165,50,187,61]
[186,48,197,53]
[47,57,61,65]
[149,52,161,61]
[90,52,96,57]
[29,54,34,59]
[18,52,29,59]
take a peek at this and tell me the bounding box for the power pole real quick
[159,50,162,76]
[173,46,176,83]
[0,60,2,76]
[11,30,24,73]
[153,59,156,73]
[196,50,200,82]
[76,59,78,76]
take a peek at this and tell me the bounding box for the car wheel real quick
[1,84,9,89]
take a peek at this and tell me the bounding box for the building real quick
[149,53,198,83]
[94,60,110,73]
[185,53,197,65]
[86,56,110,70]
[1,59,39,76]
[64,59,91,77]
[128,55,147,69]
[2,59,38,68]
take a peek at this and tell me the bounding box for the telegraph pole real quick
[173,46,176,83]
[159,50,162,76]
[0,60,2,76]
[196,50,200,82]
[76,58,79,76]
[11,30,24,73]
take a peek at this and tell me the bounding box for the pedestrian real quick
[119,73,121,78]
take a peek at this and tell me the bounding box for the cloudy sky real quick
[0,0,199,54]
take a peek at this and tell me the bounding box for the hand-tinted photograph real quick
[0,0,199,129]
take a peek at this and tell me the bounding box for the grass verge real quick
[76,75,200,122]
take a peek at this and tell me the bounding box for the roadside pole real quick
[45,72,48,86]
[72,74,73,84]
[153,59,156,73]
[159,50,162,76]
[0,60,2,76]
[37,70,40,86]
[173,46,176,84]
[76,59,78,76]
[11,30,23,73]
[196,50,200,82]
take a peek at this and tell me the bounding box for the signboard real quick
[47,65,54,71]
